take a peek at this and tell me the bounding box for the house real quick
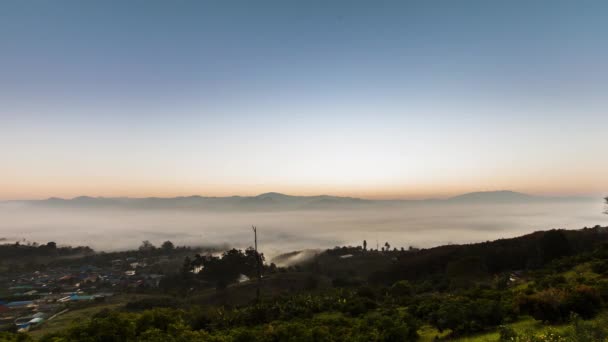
[58,275,77,284]
[82,275,99,284]
[32,312,47,319]
[6,301,35,309]
[145,274,164,287]
[111,260,124,270]
[28,317,44,325]
[57,296,72,303]
[17,323,31,332]
[70,294,94,301]
[14,316,44,332]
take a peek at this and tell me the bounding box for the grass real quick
[451,318,541,342]
[28,302,122,339]
[417,317,574,342]
[562,262,599,283]
[28,294,154,339]
[418,324,451,341]
[313,311,345,320]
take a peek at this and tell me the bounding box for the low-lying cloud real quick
[1,197,605,259]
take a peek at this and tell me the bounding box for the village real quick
[0,255,168,333]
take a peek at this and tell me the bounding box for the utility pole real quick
[252,225,261,302]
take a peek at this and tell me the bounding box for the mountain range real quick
[5,191,596,211]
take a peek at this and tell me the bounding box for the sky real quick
[1,1,607,200]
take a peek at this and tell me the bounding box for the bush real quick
[565,285,602,319]
[126,297,180,311]
[519,285,602,323]
[332,276,362,287]
[0,332,33,342]
[390,280,412,297]
[343,297,377,316]
[498,325,517,341]
[356,285,376,299]
[591,259,608,274]
[565,313,608,342]
[519,288,568,323]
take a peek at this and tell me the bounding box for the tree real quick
[390,280,412,297]
[363,240,367,251]
[566,285,602,319]
[161,240,174,252]
[181,256,192,277]
[604,196,608,214]
[446,256,487,279]
[139,240,156,252]
[540,230,570,263]
[520,288,568,323]
[196,248,264,286]
[384,242,390,251]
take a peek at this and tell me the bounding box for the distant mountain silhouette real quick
[446,190,593,204]
[7,191,594,211]
[446,190,537,203]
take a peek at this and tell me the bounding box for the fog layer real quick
[1,199,605,259]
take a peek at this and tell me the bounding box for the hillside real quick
[3,225,608,341]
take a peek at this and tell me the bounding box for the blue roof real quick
[7,300,34,307]
[70,295,94,301]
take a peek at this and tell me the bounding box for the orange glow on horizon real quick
[1,178,605,201]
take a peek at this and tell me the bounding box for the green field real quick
[28,294,153,339]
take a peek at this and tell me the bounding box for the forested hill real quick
[372,226,608,284]
[303,225,608,286]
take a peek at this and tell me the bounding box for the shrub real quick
[498,325,517,341]
[565,285,602,319]
[343,297,377,316]
[390,280,412,297]
[0,332,33,342]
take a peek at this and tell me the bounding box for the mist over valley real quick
[1,191,603,259]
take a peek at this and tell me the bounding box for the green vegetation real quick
[27,302,123,339]
[3,226,608,341]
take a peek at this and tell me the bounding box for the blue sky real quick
[1,1,607,199]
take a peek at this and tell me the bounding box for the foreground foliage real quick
[4,227,608,341]
[33,307,418,342]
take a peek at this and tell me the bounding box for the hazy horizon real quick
[1,181,604,202]
[2,196,606,259]
[1,189,605,202]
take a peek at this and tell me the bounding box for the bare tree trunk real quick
[252,226,261,302]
